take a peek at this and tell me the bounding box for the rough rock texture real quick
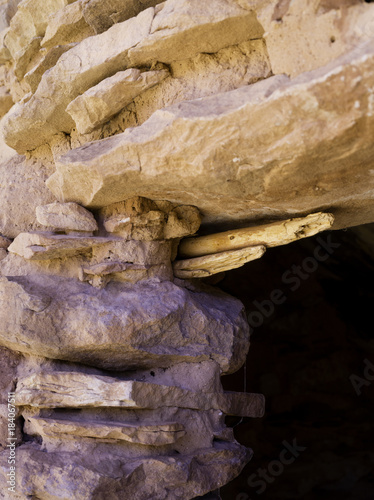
[0,346,23,449]
[257,0,374,77]
[26,416,187,445]
[98,196,201,240]
[35,202,98,232]
[0,152,56,238]
[23,42,75,93]
[81,0,164,34]
[16,371,265,416]
[0,85,11,116]
[4,0,73,56]
[0,442,251,499]
[8,232,117,259]
[0,0,373,497]
[41,1,95,49]
[3,0,263,152]
[67,68,169,134]
[3,0,75,79]
[47,41,374,230]
[0,275,250,373]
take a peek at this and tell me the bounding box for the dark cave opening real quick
[218,224,374,500]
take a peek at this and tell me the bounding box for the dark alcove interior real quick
[217,224,374,500]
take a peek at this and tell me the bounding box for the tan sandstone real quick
[66,68,169,134]
[46,41,374,230]
[35,202,98,233]
[3,0,264,152]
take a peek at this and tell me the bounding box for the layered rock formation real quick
[0,0,373,498]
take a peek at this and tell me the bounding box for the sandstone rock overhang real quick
[46,40,374,230]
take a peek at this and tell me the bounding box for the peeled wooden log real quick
[178,212,334,258]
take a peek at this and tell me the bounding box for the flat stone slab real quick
[46,40,374,230]
[24,43,77,93]
[67,68,169,134]
[36,202,98,232]
[8,232,115,260]
[16,371,265,417]
[26,416,186,445]
[41,1,94,49]
[0,275,249,373]
[0,442,251,499]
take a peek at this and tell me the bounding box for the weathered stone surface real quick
[79,261,173,288]
[98,196,201,240]
[0,116,16,166]
[0,0,23,30]
[81,0,164,34]
[0,236,11,249]
[255,0,374,77]
[1,236,174,284]
[126,0,263,66]
[133,360,223,394]
[173,245,266,278]
[16,371,264,417]
[0,346,22,403]
[3,0,264,152]
[12,34,41,80]
[0,251,92,280]
[0,153,56,239]
[3,7,154,151]
[68,37,271,149]
[26,416,186,445]
[36,202,98,232]
[47,41,374,230]
[162,203,202,240]
[0,404,22,451]
[0,86,12,118]
[8,232,116,260]
[104,210,165,239]
[0,2,7,32]
[0,347,23,449]
[0,441,251,499]
[179,213,334,258]
[90,238,173,266]
[0,28,11,63]
[24,43,75,93]
[4,0,72,60]
[21,405,224,456]
[67,68,169,134]
[41,1,94,49]
[0,275,249,373]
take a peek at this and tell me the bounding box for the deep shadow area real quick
[218,225,374,500]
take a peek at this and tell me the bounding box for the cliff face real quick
[0,0,373,498]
